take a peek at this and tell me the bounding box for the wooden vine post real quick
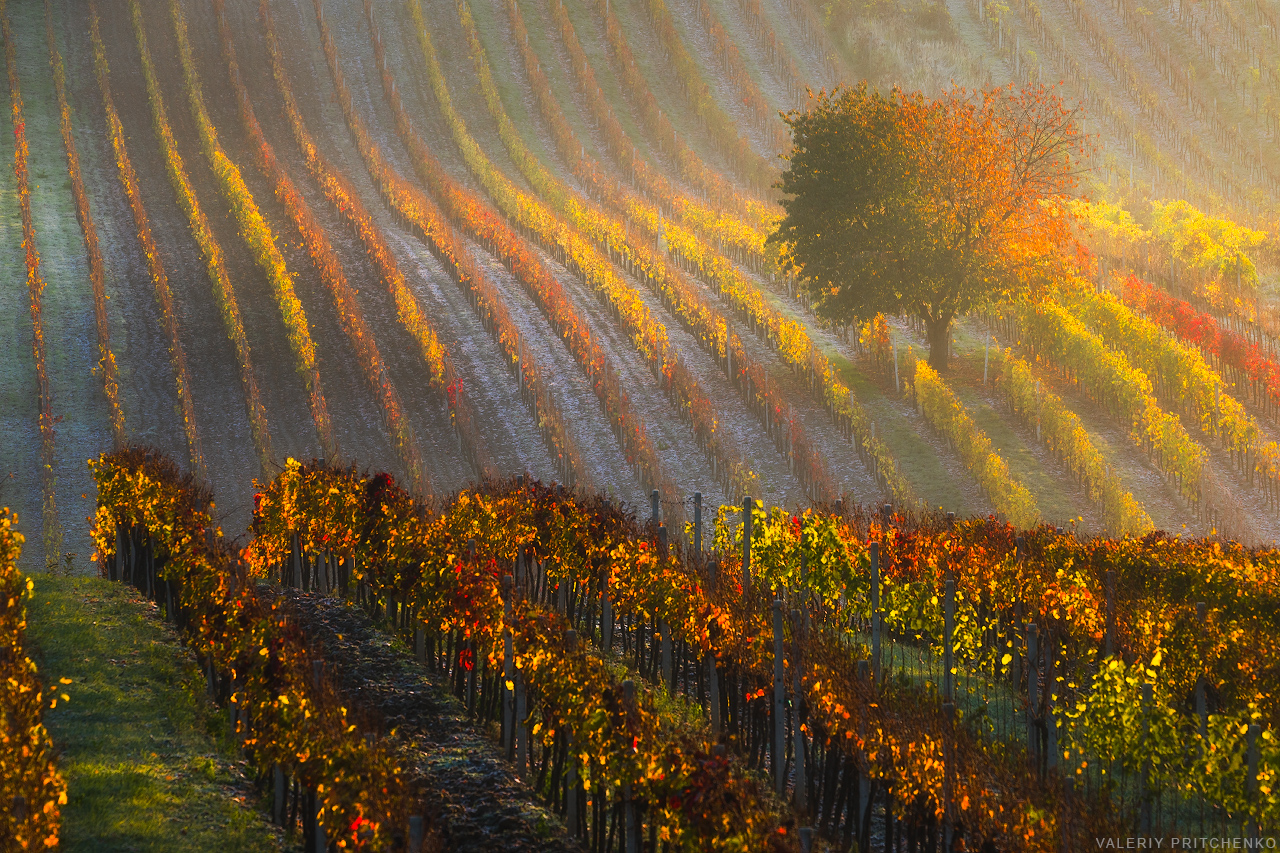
[623,680,640,853]
[707,644,721,733]
[1026,622,1039,773]
[791,607,807,815]
[273,764,286,825]
[503,576,515,756]
[772,599,785,796]
[857,658,872,842]
[289,529,300,588]
[870,540,881,685]
[693,491,702,556]
[943,701,955,850]
[408,816,424,853]
[1195,601,1208,738]
[1046,632,1058,772]
[515,670,529,778]
[1140,682,1153,835]
[1248,723,1261,841]
[943,578,955,703]
[1105,569,1116,656]
[742,496,753,593]
[564,630,579,834]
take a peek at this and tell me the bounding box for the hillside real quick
[8,0,1280,846]
[0,0,1277,577]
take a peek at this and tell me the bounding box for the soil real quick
[322,0,797,509]
[2,0,1274,561]
[222,0,567,489]
[284,589,582,853]
[466,0,866,508]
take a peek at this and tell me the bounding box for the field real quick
[3,0,1280,847]
[1,0,1278,570]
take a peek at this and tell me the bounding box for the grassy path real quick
[24,574,282,852]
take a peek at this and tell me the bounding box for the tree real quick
[769,83,1087,372]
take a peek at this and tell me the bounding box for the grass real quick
[23,573,283,853]
[557,0,657,161]
[744,280,982,513]
[826,350,978,514]
[938,319,1090,526]
[951,382,1086,526]
[464,0,559,169]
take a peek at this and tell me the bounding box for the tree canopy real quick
[770,83,1087,371]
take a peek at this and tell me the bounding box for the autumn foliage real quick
[88,0,204,478]
[88,434,1280,844]
[587,0,775,223]
[1123,274,1280,417]
[774,84,1085,372]
[46,2,123,446]
[0,510,65,852]
[157,0,335,461]
[90,449,405,849]
[3,0,61,568]
[120,0,273,470]
[209,0,429,493]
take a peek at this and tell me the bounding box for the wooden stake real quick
[773,600,785,796]
[871,541,881,685]
[792,607,806,815]
[943,579,954,702]
[693,491,702,556]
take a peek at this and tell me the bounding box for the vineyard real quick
[2,0,1280,846]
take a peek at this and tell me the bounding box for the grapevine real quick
[159,0,335,461]
[459,0,839,501]
[87,0,204,479]
[123,0,272,470]
[45,0,124,446]
[210,0,429,493]
[3,0,61,569]
[0,509,65,851]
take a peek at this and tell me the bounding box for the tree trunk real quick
[925,314,952,373]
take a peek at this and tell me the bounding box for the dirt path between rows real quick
[285,589,582,853]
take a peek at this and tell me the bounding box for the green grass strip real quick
[24,574,280,853]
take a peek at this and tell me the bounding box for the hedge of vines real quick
[907,357,1040,530]
[403,0,758,502]
[1000,350,1153,537]
[94,441,1280,842]
[242,458,1098,850]
[0,509,65,852]
[460,0,837,503]
[208,0,428,493]
[90,448,406,849]
[45,0,124,445]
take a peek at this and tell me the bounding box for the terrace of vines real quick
[4,0,1280,848]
